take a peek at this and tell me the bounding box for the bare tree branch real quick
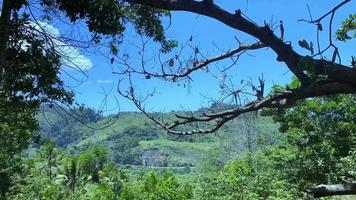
[116,0,356,138]
[119,77,356,135]
[125,0,356,87]
[114,38,265,83]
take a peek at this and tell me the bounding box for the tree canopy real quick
[0,0,171,159]
[0,0,170,197]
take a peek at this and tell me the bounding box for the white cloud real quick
[29,21,93,71]
[97,79,113,84]
[35,21,60,37]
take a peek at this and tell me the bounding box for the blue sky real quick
[59,0,355,113]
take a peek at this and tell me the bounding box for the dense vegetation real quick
[0,1,355,199]
[0,95,354,199]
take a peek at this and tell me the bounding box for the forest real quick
[0,0,355,199]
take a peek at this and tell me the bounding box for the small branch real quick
[299,0,350,63]
[171,42,265,79]
[313,0,350,23]
[119,77,356,135]
[115,40,265,82]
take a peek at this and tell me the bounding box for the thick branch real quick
[313,60,356,86]
[126,0,356,86]
[306,183,356,198]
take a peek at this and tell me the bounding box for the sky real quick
[47,0,356,113]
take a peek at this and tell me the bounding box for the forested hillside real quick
[37,104,282,169]
[2,95,352,200]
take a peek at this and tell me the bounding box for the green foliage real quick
[120,171,192,200]
[79,146,108,183]
[197,152,296,200]
[298,39,314,55]
[1,5,73,196]
[198,95,355,199]
[41,0,173,50]
[297,56,327,81]
[199,147,227,172]
[2,1,355,199]
[288,77,301,89]
[38,105,102,147]
[0,98,39,198]
[39,139,59,180]
[3,11,74,109]
[5,143,194,200]
[336,14,356,41]
[4,95,355,199]
[48,0,126,35]
[109,126,159,165]
[265,95,356,195]
[0,100,38,159]
[36,107,280,170]
[0,3,174,197]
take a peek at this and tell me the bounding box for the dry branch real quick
[117,0,356,136]
[306,183,356,198]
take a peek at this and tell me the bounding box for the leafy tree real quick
[198,152,296,200]
[0,0,170,163]
[39,139,59,180]
[196,95,355,199]
[0,98,38,199]
[264,94,356,197]
[0,1,174,193]
[120,171,192,200]
[79,145,108,183]
[5,141,195,200]
[63,155,80,193]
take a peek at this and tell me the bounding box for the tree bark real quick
[0,0,13,89]
[306,183,356,198]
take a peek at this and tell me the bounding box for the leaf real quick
[298,40,310,50]
[298,39,313,55]
[317,23,323,31]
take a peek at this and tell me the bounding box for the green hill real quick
[37,105,282,169]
